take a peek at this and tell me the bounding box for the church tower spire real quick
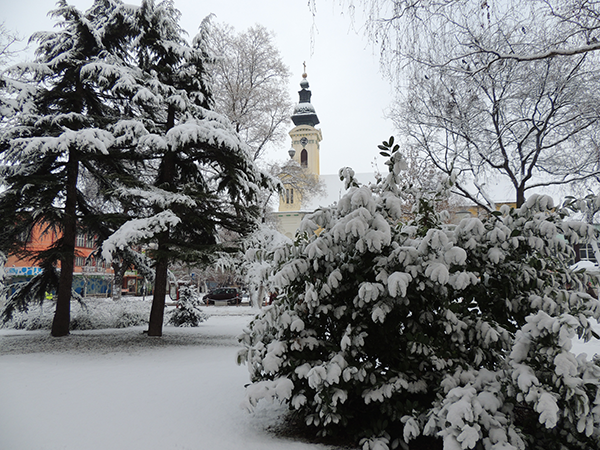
[288,68,322,177]
[291,69,320,127]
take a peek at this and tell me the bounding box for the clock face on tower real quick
[300,137,308,147]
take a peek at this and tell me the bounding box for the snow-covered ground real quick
[1,303,599,450]
[0,305,342,450]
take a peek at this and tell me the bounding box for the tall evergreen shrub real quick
[239,140,600,450]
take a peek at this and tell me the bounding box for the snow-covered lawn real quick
[1,302,599,450]
[0,306,342,450]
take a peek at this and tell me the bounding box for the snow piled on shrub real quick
[167,286,207,327]
[2,297,151,331]
[238,143,600,449]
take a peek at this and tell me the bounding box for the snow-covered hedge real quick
[2,298,150,331]
[238,144,600,449]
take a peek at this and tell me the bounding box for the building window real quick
[580,243,597,262]
[285,188,294,204]
[76,233,95,248]
[301,149,308,168]
[75,256,87,267]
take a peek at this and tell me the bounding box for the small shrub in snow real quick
[238,139,600,449]
[167,286,206,327]
[8,311,54,331]
[111,306,149,329]
[69,313,95,331]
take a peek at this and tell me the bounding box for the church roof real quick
[291,73,320,127]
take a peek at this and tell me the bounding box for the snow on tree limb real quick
[114,186,197,209]
[477,41,600,63]
[5,128,114,163]
[102,210,181,262]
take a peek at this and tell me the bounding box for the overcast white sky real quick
[2,0,395,175]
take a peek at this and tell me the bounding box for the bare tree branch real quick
[205,21,292,161]
[397,40,600,206]
[268,159,326,208]
[0,23,22,68]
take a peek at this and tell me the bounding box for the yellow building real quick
[275,73,323,238]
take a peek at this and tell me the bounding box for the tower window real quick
[301,149,308,168]
[285,188,294,204]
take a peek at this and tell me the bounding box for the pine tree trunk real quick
[147,106,177,337]
[111,259,125,301]
[51,152,79,337]
[148,240,169,336]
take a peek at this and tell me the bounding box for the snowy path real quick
[0,310,340,450]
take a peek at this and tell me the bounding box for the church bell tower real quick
[279,70,322,213]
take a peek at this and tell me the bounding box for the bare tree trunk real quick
[52,152,79,337]
[516,186,526,208]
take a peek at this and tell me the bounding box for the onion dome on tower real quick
[291,72,320,127]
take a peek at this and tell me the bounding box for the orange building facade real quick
[5,224,114,296]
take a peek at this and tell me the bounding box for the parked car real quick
[203,287,242,306]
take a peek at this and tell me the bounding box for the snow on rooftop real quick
[571,260,600,275]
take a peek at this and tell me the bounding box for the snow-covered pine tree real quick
[0,1,145,336]
[167,285,205,327]
[101,3,276,336]
[238,139,600,449]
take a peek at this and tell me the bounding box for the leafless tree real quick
[313,1,600,207]
[0,23,22,121]
[205,22,292,161]
[397,43,600,208]
[267,159,326,209]
[312,1,600,67]
[0,23,21,68]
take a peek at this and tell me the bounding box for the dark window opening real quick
[301,149,308,168]
[285,188,294,204]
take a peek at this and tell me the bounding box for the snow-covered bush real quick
[238,140,600,449]
[111,305,149,329]
[1,298,150,331]
[168,286,206,327]
[0,251,6,310]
